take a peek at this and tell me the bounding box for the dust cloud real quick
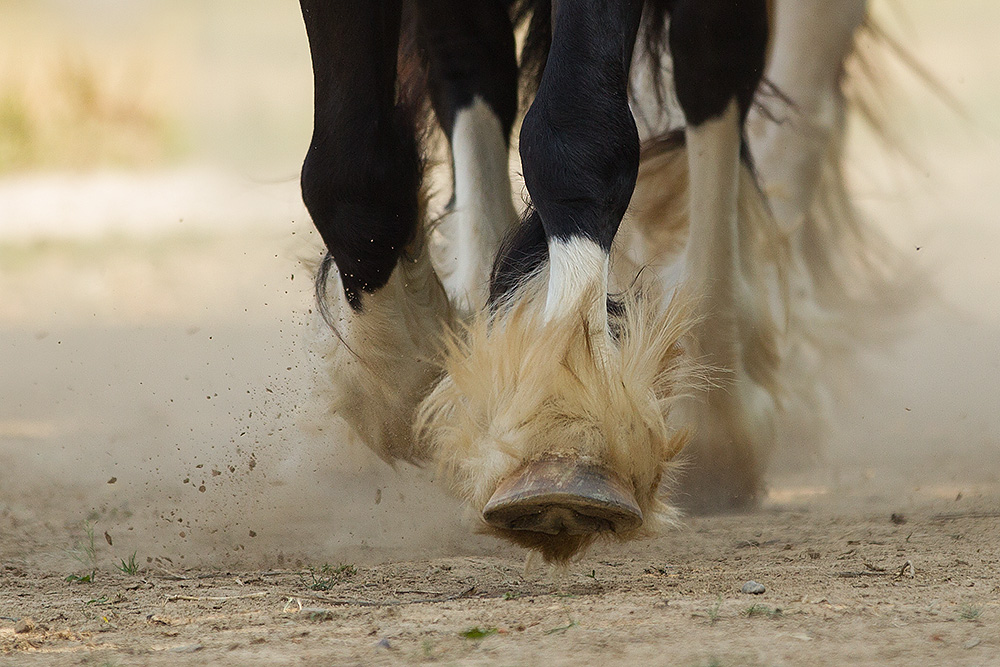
[0,222,503,571]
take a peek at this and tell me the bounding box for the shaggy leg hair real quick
[313,227,452,464]
[416,272,696,562]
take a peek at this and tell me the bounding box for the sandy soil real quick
[1,184,999,666]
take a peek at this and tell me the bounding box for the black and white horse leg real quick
[418,0,519,312]
[508,0,645,325]
[668,0,773,509]
[300,0,448,463]
[421,0,691,562]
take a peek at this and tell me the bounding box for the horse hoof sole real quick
[482,457,643,536]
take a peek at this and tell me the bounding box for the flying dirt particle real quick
[198,485,206,493]
[249,530,257,538]
[195,464,204,469]
[107,477,117,484]
[375,489,382,505]
[104,532,113,546]
[891,513,907,525]
[183,478,190,484]
[211,469,221,477]
[179,531,186,538]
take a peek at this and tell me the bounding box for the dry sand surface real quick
[2,1,1000,665]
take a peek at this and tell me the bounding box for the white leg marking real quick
[684,99,743,367]
[440,97,518,313]
[544,236,609,331]
[678,99,778,506]
[748,0,866,233]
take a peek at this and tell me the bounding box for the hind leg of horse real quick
[421,0,692,562]
[668,0,773,510]
[417,0,519,313]
[300,0,449,463]
[749,0,866,234]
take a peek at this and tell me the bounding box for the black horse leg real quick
[298,1,448,464]
[299,0,420,311]
[509,0,645,323]
[668,0,774,509]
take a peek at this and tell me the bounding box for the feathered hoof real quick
[483,456,643,536]
[313,233,452,464]
[418,276,696,562]
[481,458,644,563]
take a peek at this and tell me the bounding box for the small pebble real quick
[741,581,766,595]
[964,638,981,650]
[376,638,392,650]
[14,618,36,634]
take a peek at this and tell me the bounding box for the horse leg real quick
[748,1,918,467]
[417,0,519,313]
[421,0,692,562]
[667,0,774,510]
[300,0,449,463]
[749,0,867,235]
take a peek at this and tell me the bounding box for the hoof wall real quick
[483,457,643,536]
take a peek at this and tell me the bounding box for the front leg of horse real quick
[419,0,691,562]
[300,0,449,464]
[669,0,777,510]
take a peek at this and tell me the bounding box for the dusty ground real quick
[2,1,1000,665]
[2,476,999,667]
[1,176,999,666]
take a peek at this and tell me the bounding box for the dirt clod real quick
[13,617,35,634]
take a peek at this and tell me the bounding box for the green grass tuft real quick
[65,521,98,584]
[745,604,783,618]
[117,551,140,576]
[460,627,498,640]
[959,605,983,621]
[301,563,356,591]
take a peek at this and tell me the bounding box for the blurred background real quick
[0,0,997,566]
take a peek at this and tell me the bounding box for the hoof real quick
[483,457,643,536]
